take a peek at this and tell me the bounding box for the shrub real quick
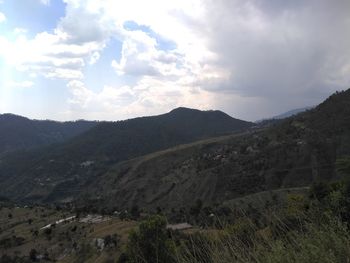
[125,215,175,263]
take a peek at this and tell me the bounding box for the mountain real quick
[272,106,314,119]
[76,90,350,212]
[255,106,314,124]
[0,114,97,157]
[2,87,349,210]
[0,107,253,202]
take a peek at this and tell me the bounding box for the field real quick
[0,205,137,262]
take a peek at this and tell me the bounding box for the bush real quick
[125,215,175,263]
[29,249,37,261]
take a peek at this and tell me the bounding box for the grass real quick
[175,213,350,263]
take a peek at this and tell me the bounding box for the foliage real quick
[336,156,350,175]
[0,113,97,156]
[175,182,350,263]
[116,179,350,263]
[29,249,37,262]
[124,215,176,263]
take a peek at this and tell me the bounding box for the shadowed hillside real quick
[0,108,253,203]
[77,89,350,212]
[0,114,97,156]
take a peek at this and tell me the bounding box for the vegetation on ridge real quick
[0,108,253,203]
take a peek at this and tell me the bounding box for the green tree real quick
[125,215,175,263]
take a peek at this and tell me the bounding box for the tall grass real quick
[124,185,350,263]
[175,212,350,263]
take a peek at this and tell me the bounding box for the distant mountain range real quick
[271,106,314,119]
[256,106,314,123]
[0,107,253,202]
[0,106,313,158]
[0,114,97,157]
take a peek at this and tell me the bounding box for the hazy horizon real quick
[0,103,317,123]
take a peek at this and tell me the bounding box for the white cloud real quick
[13,28,28,35]
[89,51,100,65]
[1,0,215,109]
[67,80,94,107]
[59,0,350,120]
[66,72,220,120]
[0,12,6,23]
[2,0,350,121]
[6,80,34,88]
[66,80,138,117]
[0,2,113,81]
[0,28,103,80]
[40,0,50,6]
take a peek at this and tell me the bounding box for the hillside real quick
[0,108,253,203]
[77,89,350,212]
[0,114,97,156]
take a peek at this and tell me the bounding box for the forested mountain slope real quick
[79,90,350,212]
[0,114,97,156]
[0,108,253,202]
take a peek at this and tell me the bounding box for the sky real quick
[0,0,349,122]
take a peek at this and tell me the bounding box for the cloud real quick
[67,80,94,107]
[39,0,50,5]
[111,29,181,77]
[13,28,28,35]
[194,0,350,102]
[0,1,113,81]
[2,0,350,121]
[89,51,100,65]
[58,4,115,45]
[0,12,6,23]
[66,80,138,118]
[62,0,350,120]
[6,80,34,88]
[65,75,218,121]
[0,28,104,81]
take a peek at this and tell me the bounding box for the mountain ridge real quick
[0,113,98,157]
[1,88,349,209]
[0,107,253,203]
[76,89,350,212]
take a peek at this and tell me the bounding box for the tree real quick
[44,227,52,241]
[310,181,330,200]
[130,205,140,220]
[125,215,175,262]
[189,199,203,217]
[32,229,39,237]
[29,249,37,261]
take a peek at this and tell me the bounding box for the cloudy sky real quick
[0,0,349,121]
